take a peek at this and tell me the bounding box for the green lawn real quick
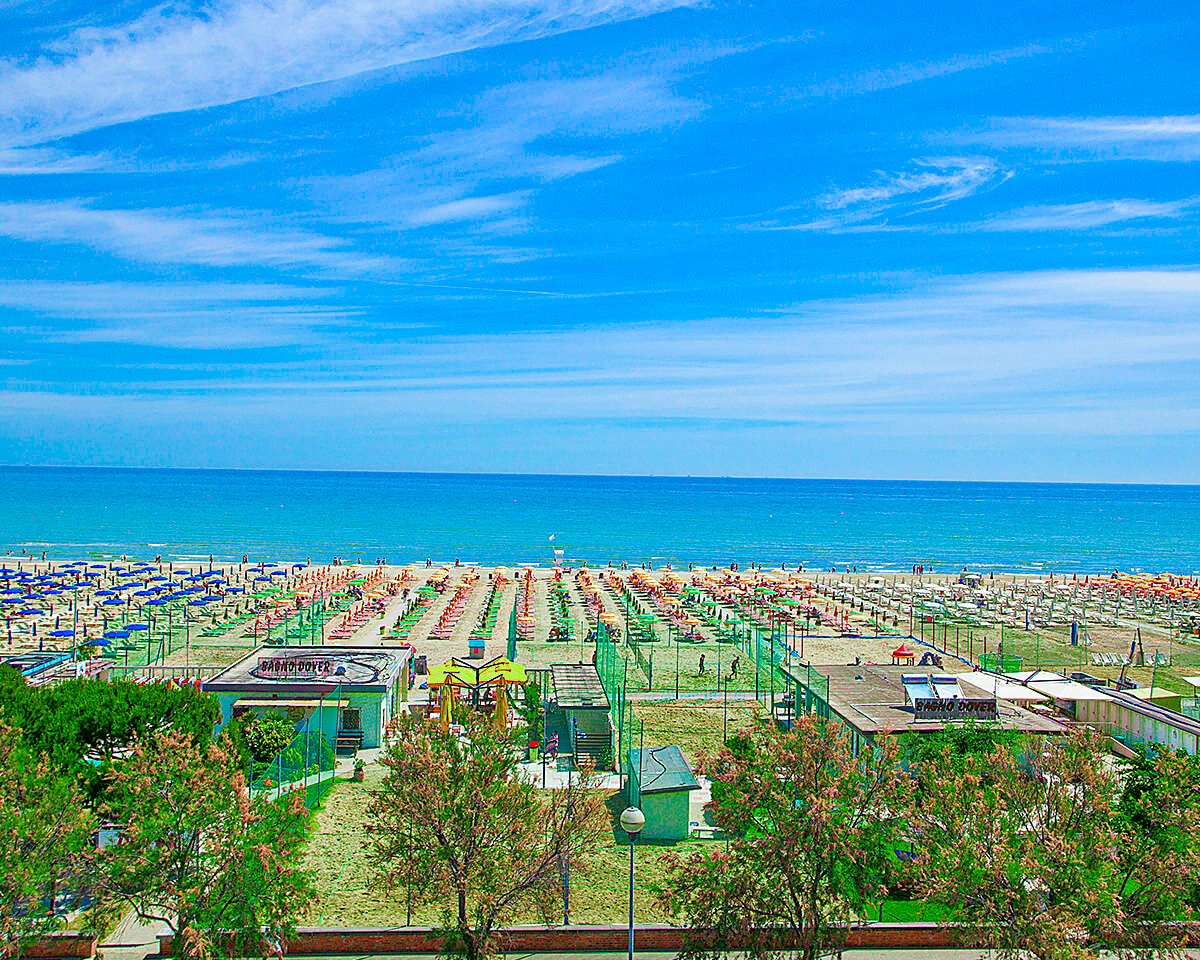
[300,771,708,926]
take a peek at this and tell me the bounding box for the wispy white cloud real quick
[973,198,1198,232]
[754,157,1008,232]
[796,43,1052,100]
[0,146,117,175]
[0,280,361,348]
[313,58,704,233]
[0,201,399,275]
[0,0,696,147]
[9,269,1200,441]
[957,115,1200,161]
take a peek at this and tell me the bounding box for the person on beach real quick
[698,654,706,675]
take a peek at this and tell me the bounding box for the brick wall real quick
[20,933,97,959]
[158,922,1200,956]
[159,922,962,955]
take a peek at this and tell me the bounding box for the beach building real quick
[813,664,1067,754]
[627,745,700,841]
[1126,686,1184,713]
[206,645,412,750]
[544,663,613,766]
[2,649,74,683]
[1074,685,1200,756]
[999,669,1115,719]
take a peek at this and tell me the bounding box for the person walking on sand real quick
[698,654,706,675]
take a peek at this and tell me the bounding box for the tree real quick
[243,713,297,763]
[902,720,1026,774]
[909,727,1123,960]
[367,713,609,960]
[1096,748,1200,955]
[0,672,220,800]
[660,716,911,960]
[0,719,98,959]
[100,730,314,960]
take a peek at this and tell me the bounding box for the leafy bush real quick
[244,713,297,762]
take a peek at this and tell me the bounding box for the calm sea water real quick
[1,468,1197,573]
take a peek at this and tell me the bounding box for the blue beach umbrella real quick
[49,629,74,637]
[104,630,131,640]
[103,598,124,606]
[124,623,149,632]
[134,589,156,596]
[146,599,167,606]
[18,608,42,616]
[88,638,112,647]
[187,599,208,606]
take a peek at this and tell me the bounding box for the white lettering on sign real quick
[257,657,334,678]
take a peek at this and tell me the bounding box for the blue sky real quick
[1,0,1198,481]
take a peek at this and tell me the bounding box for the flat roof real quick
[207,646,408,693]
[957,672,1049,702]
[629,745,700,793]
[817,664,1066,736]
[233,697,350,709]
[1128,687,1179,700]
[550,663,609,710]
[1005,671,1113,702]
[2,650,71,677]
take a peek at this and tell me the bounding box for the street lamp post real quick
[619,807,645,960]
[723,675,729,742]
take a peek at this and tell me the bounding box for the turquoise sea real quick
[1,468,1197,573]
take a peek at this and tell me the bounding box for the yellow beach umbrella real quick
[493,677,509,733]
[439,681,453,731]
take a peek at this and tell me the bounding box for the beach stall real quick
[1074,685,1200,756]
[545,662,613,767]
[206,645,412,750]
[1003,669,1113,719]
[627,745,700,841]
[426,655,526,722]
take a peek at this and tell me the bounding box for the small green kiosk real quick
[627,745,700,841]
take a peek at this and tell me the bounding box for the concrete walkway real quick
[99,909,169,960]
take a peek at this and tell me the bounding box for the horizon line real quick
[0,463,1196,488]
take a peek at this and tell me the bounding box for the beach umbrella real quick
[17,608,42,616]
[88,638,112,647]
[124,623,149,632]
[103,598,124,606]
[493,677,509,733]
[146,599,167,607]
[48,629,74,638]
[134,589,156,596]
[439,683,453,731]
[104,630,131,640]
